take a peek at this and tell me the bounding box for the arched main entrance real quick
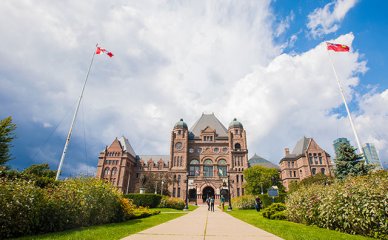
[202,186,214,202]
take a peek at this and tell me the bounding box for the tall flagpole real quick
[326,49,363,155]
[56,45,97,180]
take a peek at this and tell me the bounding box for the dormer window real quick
[203,136,213,142]
[178,130,181,135]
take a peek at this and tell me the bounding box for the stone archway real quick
[202,186,214,202]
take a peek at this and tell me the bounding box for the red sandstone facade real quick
[279,137,334,190]
[96,113,248,203]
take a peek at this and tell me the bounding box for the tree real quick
[335,142,373,180]
[243,166,284,195]
[22,163,56,179]
[136,172,172,195]
[0,116,16,165]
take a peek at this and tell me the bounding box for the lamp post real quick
[160,180,164,195]
[228,174,232,211]
[195,184,198,206]
[260,182,263,195]
[184,174,189,210]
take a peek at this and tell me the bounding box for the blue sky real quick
[1,0,387,176]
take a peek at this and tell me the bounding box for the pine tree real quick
[0,116,16,165]
[334,142,372,179]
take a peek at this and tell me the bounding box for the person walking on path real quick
[206,196,210,211]
[210,196,215,212]
[220,195,225,212]
[255,196,262,212]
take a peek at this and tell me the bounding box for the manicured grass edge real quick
[227,209,375,240]
[15,211,183,240]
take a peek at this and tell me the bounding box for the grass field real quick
[15,207,197,240]
[227,209,376,240]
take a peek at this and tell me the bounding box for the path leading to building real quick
[122,205,283,240]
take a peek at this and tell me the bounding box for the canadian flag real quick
[96,46,114,57]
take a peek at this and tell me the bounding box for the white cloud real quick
[307,0,357,38]
[1,1,387,175]
[274,11,294,37]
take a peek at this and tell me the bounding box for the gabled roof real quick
[139,155,170,164]
[291,136,311,155]
[249,153,280,169]
[189,113,228,137]
[118,136,136,157]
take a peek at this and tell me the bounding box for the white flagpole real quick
[56,45,97,180]
[326,48,363,155]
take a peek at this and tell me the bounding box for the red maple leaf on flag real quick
[96,46,114,57]
[326,42,350,52]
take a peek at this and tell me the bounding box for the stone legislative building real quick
[279,137,334,190]
[96,113,248,203]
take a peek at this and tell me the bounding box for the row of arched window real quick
[106,152,120,157]
[189,159,227,177]
[173,156,183,167]
[233,155,243,166]
[104,167,118,176]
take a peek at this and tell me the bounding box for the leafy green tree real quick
[0,116,16,165]
[243,166,283,195]
[335,142,373,180]
[22,163,56,179]
[137,172,172,195]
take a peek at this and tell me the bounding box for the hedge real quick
[262,203,287,220]
[124,193,162,208]
[287,171,388,239]
[158,196,185,210]
[232,194,286,210]
[0,177,158,239]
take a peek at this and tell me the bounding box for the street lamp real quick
[228,174,232,211]
[195,184,198,206]
[160,180,164,195]
[184,174,189,210]
[260,182,263,195]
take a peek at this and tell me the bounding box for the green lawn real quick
[227,209,376,240]
[15,207,196,240]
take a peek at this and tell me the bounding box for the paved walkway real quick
[122,205,283,240]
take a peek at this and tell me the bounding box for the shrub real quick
[270,210,288,220]
[259,193,286,208]
[232,195,256,209]
[0,177,134,238]
[287,171,388,239]
[120,198,159,219]
[262,203,287,219]
[0,179,45,238]
[124,193,162,208]
[158,196,185,210]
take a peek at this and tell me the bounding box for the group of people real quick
[204,195,261,212]
[205,195,226,212]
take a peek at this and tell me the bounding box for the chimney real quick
[284,148,290,156]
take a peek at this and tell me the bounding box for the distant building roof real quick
[249,153,280,170]
[189,113,228,137]
[174,118,188,129]
[118,136,136,157]
[291,136,311,156]
[139,155,170,164]
[229,118,243,129]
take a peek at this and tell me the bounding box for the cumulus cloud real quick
[307,0,357,38]
[0,1,387,175]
